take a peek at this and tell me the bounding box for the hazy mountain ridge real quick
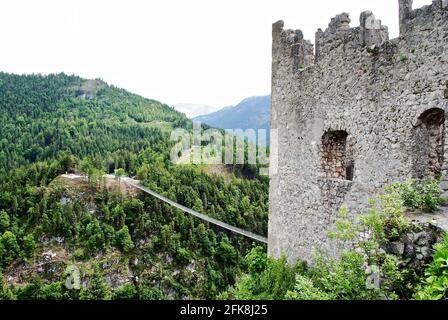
[173,103,217,118]
[193,95,271,144]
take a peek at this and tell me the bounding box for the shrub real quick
[231,246,297,300]
[176,247,192,265]
[21,234,36,260]
[79,265,112,300]
[386,179,441,212]
[414,233,448,300]
[0,231,20,268]
[113,283,137,300]
[114,226,134,253]
[286,275,331,300]
[0,211,10,232]
[37,282,66,300]
[305,251,383,300]
[0,273,15,300]
[138,285,166,300]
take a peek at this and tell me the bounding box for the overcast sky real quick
[0,0,432,113]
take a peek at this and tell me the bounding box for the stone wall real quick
[269,0,448,263]
[384,221,443,268]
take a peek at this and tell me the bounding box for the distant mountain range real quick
[173,103,217,118]
[193,95,271,145]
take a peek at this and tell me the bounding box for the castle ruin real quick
[269,0,448,263]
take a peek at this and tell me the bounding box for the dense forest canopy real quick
[0,72,269,299]
[0,72,189,174]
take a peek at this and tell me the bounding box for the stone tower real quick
[269,0,448,263]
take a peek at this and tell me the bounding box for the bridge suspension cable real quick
[122,178,268,244]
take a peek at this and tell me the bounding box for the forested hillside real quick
[0,73,188,174]
[0,73,269,299]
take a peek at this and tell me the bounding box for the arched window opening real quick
[321,130,353,181]
[414,108,445,179]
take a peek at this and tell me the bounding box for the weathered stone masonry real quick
[269,0,448,263]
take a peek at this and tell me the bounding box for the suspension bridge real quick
[117,176,268,244]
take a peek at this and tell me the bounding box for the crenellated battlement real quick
[273,0,447,73]
[272,21,314,71]
[315,11,388,61]
[400,0,448,35]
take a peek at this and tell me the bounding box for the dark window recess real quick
[414,108,445,179]
[321,130,354,181]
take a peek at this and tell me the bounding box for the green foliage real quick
[0,72,446,301]
[228,247,386,300]
[230,247,297,300]
[115,168,126,178]
[360,195,411,243]
[330,190,412,246]
[137,285,166,300]
[304,251,383,300]
[0,211,10,232]
[15,278,75,300]
[176,247,192,265]
[79,265,112,300]
[114,226,134,253]
[0,273,15,300]
[367,46,380,56]
[113,283,137,300]
[386,179,442,212]
[0,72,187,175]
[328,207,359,243]
[323,190,414,299]
[415,233,448,300]
[36,282,67,300]
[21,234,37,260]
[285,275,331,300]
[113,283,166,300]
[245,246,268,275]
[0,231,20,268]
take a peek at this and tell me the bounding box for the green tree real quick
[0,211,10,232]
[80,265,112,300]
[38,282,66,300]
[113,283,137,300]
[217,236,237,264]
[0,231,20,268]
[231,246,296,300]
[21,234,36,260]
[84,219,104,252]
[114,226,134,253]
[0,273,15,300]
[112,205,126,229]
[138,285,166,300]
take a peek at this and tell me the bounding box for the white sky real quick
[0,0,432,110]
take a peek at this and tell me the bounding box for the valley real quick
[0,72,269,299]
